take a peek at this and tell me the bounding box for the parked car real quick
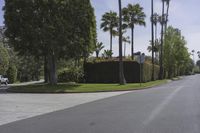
[0,75,9,85]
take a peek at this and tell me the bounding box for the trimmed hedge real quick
[84,61,159,83]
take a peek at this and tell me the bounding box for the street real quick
[0,75,200,133]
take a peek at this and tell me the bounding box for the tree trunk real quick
[118,0,126,85]
[165,3,170,33]
[96,51,99,58]
[151,0,155,81]
[48,49,57,85]
[124,42,126,57]
[131,26,134,60]
[110,29,113,52]
[159,1,165,80]
[44,55,49,83]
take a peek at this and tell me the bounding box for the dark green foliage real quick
[143,63,160,82]
[122,3,146,59]
[84,61,159,83]
[0,44,9,74]
[100,11,118,52]
[6,64,17,83]
[58,67,84,83]
[102,50,113,59]
[94,42,104,58]
[4,0,97,84]
[17,56,43,82]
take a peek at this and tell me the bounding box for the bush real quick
[58,67,84,83]
[0,44,9,74]
[143,63,160,82]
[6,65,17,83]
[84,61,160,83]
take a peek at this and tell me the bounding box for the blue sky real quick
[0,0,200,60]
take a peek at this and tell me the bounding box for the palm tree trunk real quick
[118,0,126,85]
[151,0,155,81]
[124,42,126,57]
[110,29,113,52]
[155,23,157,41]
[159,0,165,80]
[44,55,49,83]
[48,49,57,85]
[155,23,158,62]
[165,2,170,33]
[96,51,99,58]
[131,26,134,60]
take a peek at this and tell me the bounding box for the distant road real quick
[0,75,200,133]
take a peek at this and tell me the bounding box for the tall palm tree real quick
[118,0,126,85]
[151,0,155,80]
[100,11,118,52]
[122,4,146,60]
[152,13,159,41]
[147,40,160,62]
[122,36,130,57]
[164,0,170,32]
[152,12,160,77]
[95,42,104,58]
[159,0,171,79]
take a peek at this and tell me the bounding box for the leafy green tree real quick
[6,64,17,83]
[122,4,146,60]
[100,11,118,52]
[0,43,9,74]
[0,26,4,43]
[95,42,104,58]
[4,0,96,85]
[163,26,190,78]
[16,56,43,82]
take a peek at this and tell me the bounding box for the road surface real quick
[0,75,200,133]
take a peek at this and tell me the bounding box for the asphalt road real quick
[0,75,200,133]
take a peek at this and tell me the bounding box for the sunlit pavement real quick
[0,85,129,126]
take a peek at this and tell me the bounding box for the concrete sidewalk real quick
[0,89,130,125]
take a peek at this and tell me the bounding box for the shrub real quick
[6,65,17,83]
[0,44,9,74]
[58,67,84,83]
[142,63,160,82]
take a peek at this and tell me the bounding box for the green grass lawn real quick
[7,80,169,93]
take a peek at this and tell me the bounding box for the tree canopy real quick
[4,0,97,84]
[163,26,191,78]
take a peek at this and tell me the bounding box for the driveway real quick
[0,85,129,125]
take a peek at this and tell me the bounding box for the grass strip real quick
[8,80,169,93]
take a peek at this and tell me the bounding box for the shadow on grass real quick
[7,83,82,93]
